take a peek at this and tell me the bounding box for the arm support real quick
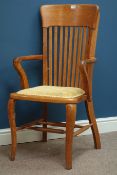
[81,57,96,65]
[13,55,44,89]
[79,57,96,101]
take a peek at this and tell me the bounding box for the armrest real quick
[79,57,96,101]
[14,55,44,63]
[13,55,44,89]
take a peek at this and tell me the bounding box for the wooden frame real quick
[8,4,101,170]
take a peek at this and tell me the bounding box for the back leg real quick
[85,100,101,149]
[8,98,17,160]
[42,103,48,142]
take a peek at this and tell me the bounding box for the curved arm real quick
[79,57,96,101]
[13,55,45,89]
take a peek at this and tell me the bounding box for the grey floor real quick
[0,132,117,175]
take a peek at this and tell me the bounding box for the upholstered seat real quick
[17,86,85,99]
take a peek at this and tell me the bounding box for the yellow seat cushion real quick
[17,86,85,99]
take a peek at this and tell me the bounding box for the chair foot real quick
[85,100,101,149]
[65,104,76,170]
[10,153,15,161]
[66,166,72,170]
[8,98,17,161]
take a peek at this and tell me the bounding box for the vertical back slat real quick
[49,27,53,85]
[82,27,87,60]
[67,27,73,87]
[58,27,63,86]
[85,28,90,58]
[43,28,48,85]
[63,27,68,86]
[75,27,83,87]
[71,27,78,87]
[54,27,58,86]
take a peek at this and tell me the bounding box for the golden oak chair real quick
[8,4,101,170]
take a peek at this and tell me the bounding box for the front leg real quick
[8,98,17,161]
[65,104,76,170]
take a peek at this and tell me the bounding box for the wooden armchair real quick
[8,4,101,170]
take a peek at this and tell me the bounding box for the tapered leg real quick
[42,103,48,142]
[85,100,101,149]
[65,104,76,170]
[8,98,17,161]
